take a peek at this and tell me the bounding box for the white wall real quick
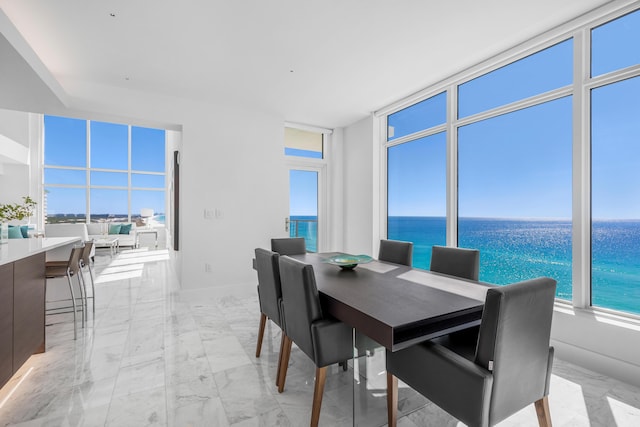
[552,305,640,387]
[0,108,30,144]
[179,106,287,289]
[0,109,31,208]
[327,128,344,252]
[342,115,375,256]
[0,163,29,205]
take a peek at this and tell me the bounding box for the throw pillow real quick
[8,225,24,239]
[108,224,122,235]
[20,225,29,238]
[119,223,132,235]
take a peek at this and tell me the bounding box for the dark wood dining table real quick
[289,252,493,352]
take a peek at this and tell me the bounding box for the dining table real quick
[289,252,493,352]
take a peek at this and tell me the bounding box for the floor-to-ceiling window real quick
[382,6,640,316]
[457,40,573,300]
[44,115,166,225]
[387,92,447,269]
[590,10,640,315]
[458,98,573,299]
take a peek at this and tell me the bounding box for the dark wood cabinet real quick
[0,263,14,387]
[13,253,46,370]
[0,253,46,389]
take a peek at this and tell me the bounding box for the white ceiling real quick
[0,0,614,129]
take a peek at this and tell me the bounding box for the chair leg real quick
[255,313,267,357]
[66,273,78,340]
[311,366,327,427]
[277,335,292,393]
[535,396,552,427]
[387,372,398,427]
[275,331,286,387]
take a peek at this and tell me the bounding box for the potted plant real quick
[0,196,37,243]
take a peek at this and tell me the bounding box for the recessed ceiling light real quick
[109,13,116,17]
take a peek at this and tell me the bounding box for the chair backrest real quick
[278,255,323,362]
[255,248,283,328]
[271,237,306,255]
[378,239,413,266]
[475,277,556,424]
[80,240,95,267]
[430,246,480,281]
[67,245,85,276]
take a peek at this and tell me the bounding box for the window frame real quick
[43,117,166,224]
[284,122,331,252]
[377,3,640,320]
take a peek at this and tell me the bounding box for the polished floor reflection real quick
[1,248,639,426]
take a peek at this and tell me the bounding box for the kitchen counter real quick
[0,237,81,266]
[1,236,81,389]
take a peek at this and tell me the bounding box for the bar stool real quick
[45,245,85,340]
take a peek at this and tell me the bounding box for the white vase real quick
[0,222,8,244]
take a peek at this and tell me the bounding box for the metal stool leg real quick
[77,271,87,327]
[87,264,96,315]
[66,272,78,340]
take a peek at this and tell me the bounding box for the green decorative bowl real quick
[323,254,373,270]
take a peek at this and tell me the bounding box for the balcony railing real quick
[289,218,318,252]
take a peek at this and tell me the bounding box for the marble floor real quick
[1,247,640,426]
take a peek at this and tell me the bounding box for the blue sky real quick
[289,169,318,216]
[387,10,639,220]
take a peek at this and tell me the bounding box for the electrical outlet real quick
[204,263,212,273]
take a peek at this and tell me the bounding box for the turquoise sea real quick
[390,216,640,316]
[290,216,318,252]
[293,215,640,316]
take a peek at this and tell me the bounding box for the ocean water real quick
[291,215,640,315]
[388,216,639,316]
[289,216,318,252]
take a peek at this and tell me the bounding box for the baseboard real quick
[552,338,640,388]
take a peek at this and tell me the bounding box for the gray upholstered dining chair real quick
[254,248,287,387]
[271,237,306,255]
[378,239,413,266]
[386,277,557,427]
[277,255,353,427]
[430,245,480,281]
